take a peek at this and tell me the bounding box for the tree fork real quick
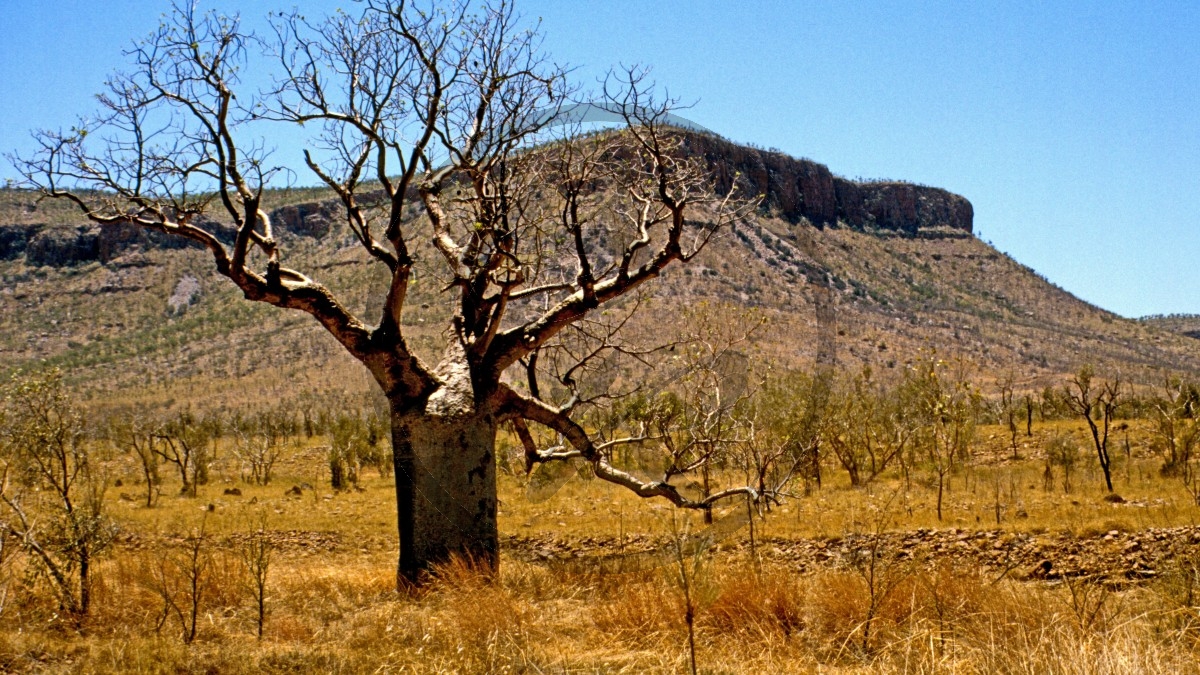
[16,0,763,587]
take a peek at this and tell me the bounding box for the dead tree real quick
[154,414,211,497]
[232,430,284,486]
[1064,366,1121,492]
[111,416,162,507]
[997,373,1020,459]
[16,0,760,583]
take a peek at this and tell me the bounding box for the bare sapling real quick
[669,513,711,675]
[846,491,910,657]
[1064,366,1122,492]
[111,416,161,507]
[147,516,213,644]
[0,465,16,620]
[1046,433,1079,494]
[239,511,274,639]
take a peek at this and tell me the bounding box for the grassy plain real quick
[7,185,1200,670]
[4,420,1200,673]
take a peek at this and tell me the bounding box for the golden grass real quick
[4,538,1200,673]
[4,418,1200,672]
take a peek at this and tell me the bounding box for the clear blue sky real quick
[3,1,1198,319]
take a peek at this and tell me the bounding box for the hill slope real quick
[1,136,1197,412]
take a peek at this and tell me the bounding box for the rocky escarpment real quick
[0,136,973,267]
[0,204,328,268]
[683,133,973,234]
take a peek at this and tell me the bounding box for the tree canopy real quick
[15,0,760,581]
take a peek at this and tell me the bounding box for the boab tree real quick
[16,0,759,582]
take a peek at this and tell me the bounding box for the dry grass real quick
[4,537,1200,672]
[3,418,1200,672]
[86,419,1200,560]
[494,419,1200,546]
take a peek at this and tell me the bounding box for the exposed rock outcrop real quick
[0,223,40,260]
[269,202,336,239]
[6,213,260,268]
[96,222,201,262]
[25,225,100,267]
[683,133,973,233]
[1,136,973,267]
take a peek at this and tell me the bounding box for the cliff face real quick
[1,135,974,267]
[0,205,311,268]
[682,133,973,234]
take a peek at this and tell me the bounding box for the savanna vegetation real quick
[6,1,1200,673]
[4,357,1200,673]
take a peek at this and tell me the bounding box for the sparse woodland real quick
[4,357,1200,672]
[5,1,1200,673]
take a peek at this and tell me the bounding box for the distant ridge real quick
[1140,314,1200,341]
[3,132,1200,412]
[0,132,976,269]
[682,132,973,234]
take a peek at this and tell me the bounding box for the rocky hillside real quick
[0,189,327,268]
[687,133,973,234]
[1,136,1198,413]
[0,133,973,269]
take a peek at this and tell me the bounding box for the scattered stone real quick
[167,274,202,316]
[502,525,1200,584]
[1029,559,1053,579]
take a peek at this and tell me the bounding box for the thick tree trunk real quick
[390,404,499,584]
